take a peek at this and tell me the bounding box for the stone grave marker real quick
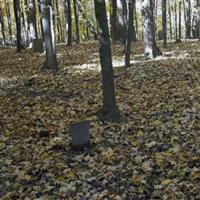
[33,39,44,53]
[70,121,90,151]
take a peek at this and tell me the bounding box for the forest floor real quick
[0,40,200,199]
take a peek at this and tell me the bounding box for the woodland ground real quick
[0,40,200,199]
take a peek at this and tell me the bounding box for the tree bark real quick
[28,0,38,42]
[5,0,13,43]
[112,0,127,44]
[141,0,162,58]
[168,0,172,39]
[183,0,191,38]
[0,6,6,45]
[125,0,134,67]
[63,0,72,46]
[162,0,167,47]
[73,0,80,43]
[14,0,22,52]
[55,0,63,42]
[94,0,120,122]
[175,1,178,41]
[178,1,182,41]
[40,0,58,71]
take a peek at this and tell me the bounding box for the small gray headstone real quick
[70,121,90,151]
[33,39,44,53]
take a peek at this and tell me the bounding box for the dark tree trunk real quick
[0,6,6,45]
[162,0,167,47]
[64,0,72,46]
[125,0,134,67]
[73,0,80,44]
[186,0,191,39]
[94,0,120,122]
[40,0,58,71]
[111,0,117,40]
[141,0,162,58]
[168,0,172,39]
[14,0,22,52]
[38,0,44,38]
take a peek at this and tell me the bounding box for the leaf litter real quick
[0,41,200,199]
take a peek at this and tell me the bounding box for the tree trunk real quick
[175,1,178,41]
[112,0,127,44]
[63,0,72,46]
[0,6,6,45]
[186,0,191,38]
[134,3,138,39]
[162,0,167,47]
[125,0,134,67]
[14,0,22,52]
[168,0,172,39]
[132,0,137,42]
[73,0,80,43]
[38,0,44,38]
[40,0,58,71]
[141,0,162,58]
[55,0,63,42]
[21,0,28,41]
[178,1,182,41]
[28,0,38,42]
[94,0,120,122]
[5,0,12,43]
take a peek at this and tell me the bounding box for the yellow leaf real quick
[18,170,32,181]
[137,130,144,136]
[0,142,6,150]
[101,148,115,161]
[161,179,172,185]
[142,161,152,172]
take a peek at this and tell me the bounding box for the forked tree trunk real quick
[40,0,58,71]
[94,0,120,122]
[141,0,162,58]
